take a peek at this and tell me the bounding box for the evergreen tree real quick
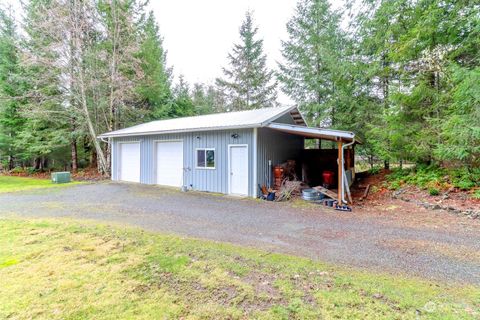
[278,0,351,127]
[354,0,480,166]
[0,7,25,169]
[191,83,214,115]
[216,11,277,110]
[191,83,228,115]
[351,0,413,167]
[171,76,195,117]
[137,11,173,121]
[20,0,151,173]
[18,0,72,170]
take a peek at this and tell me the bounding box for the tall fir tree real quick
[137,11,173,121]
[171,75,195,117]
[278,0,352,127]
[354,0,480,166]
[191,83,214,115]
[18,0,72,170]
[190,83,228,115]
[216,11,277,111]
[0,6,25,169]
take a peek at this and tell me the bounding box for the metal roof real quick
[99,106,302,138]
[267,123,360,143]
[98,106,357,142]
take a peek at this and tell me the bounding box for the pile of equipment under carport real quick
[259,159,352,212]
[301,187,352,212]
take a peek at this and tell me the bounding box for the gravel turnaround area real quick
[1,182,479,285]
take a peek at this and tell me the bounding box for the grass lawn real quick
[0,175,82,193]
[0,219,478,319]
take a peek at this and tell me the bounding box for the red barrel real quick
[273,166,284,178]
[322,170,335,186]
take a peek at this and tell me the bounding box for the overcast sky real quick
[150,0,345,104]
[6,0,346,104]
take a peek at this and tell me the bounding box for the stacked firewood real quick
[276,179,308,201]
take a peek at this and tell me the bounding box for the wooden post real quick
[351,145,355,180]
[337,140,343,203]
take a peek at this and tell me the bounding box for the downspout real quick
[341,136,355,204]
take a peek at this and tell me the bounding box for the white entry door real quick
[156,141,184,187]
[229,145,249,196]
[119,142,140,183]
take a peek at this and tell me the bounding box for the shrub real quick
[389,181,402,190]
[10,167,25,174]
[450,167,480,190]
[429,188,440,196]
[455,179,476,190]
[368,166,381,175]
[386,165,479,192]
[472,190,480,200]
[26,167,39,175]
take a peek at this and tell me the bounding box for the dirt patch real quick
[353,197,480,234]
[350,171,480,231]
[393,185,480,217]
[241,271,282,300]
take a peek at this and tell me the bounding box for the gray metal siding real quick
[256,128,304,193]
[111,129,255,196]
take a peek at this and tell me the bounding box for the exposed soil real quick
[351,170,480,223]
[395,185,480,211]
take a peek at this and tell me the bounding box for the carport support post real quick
[337,140,343,204]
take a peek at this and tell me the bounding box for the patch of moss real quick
[0,258,19,268]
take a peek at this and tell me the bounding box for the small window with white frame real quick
[196,148,215,169]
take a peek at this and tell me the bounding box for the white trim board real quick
[252,128,258,198]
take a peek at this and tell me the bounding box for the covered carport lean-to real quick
[266,123,360,205]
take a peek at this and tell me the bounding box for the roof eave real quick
[98,123,262,139]
[259,106,305,127]
[266,123,360,143]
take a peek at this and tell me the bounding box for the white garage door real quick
[119,142,140,182]
[156,141,183,187]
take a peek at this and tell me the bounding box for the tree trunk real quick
[69,0,108,175]
[384,160,390,170]
[8,155,14,170]
[42,157,48,171]
[69,24,78,174]
[71,139,78,173]
[106,140,111,174]
[91,148,97,169]
[77,63,108,174]
[34,158,40,170]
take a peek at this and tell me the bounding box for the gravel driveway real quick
[1,182,479,285]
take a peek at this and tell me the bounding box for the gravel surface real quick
[1,182,479,285]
